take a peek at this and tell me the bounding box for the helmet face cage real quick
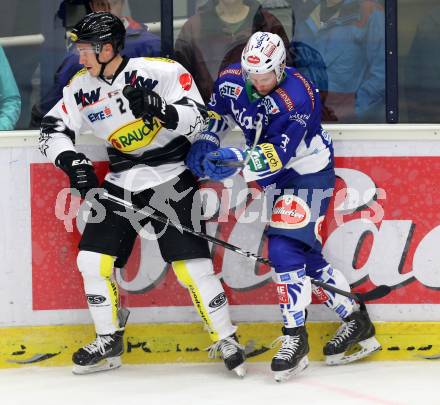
[71,39,103,55]
[241,32,286,84]
[70,11,125,55]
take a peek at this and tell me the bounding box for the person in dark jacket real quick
[292,0,385,123]
[404,5,440,123]
[174,0,292,103]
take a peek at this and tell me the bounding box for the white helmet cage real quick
[241,31,286,84]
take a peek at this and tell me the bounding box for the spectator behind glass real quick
[292,0,385,123]
[0,46,21,130]
[30,0,161,128]
[261,0,294,41]
[404,6,440,123]
[174,0,292,103]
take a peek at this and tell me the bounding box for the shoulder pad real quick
[291,72,316,111]
[68,67,87,85]
[218,67,242,79]
[143,57,176,63]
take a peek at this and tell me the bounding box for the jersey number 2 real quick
[116,97,127,114]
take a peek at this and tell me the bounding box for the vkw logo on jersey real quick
[108,118,162,152]
[208,293,227,309]
[219,82,243,100]
[87,105,113,123]
[74,87,101,108]
[125,70,158,90]
[270,195,311,229]
[262,96,280,114]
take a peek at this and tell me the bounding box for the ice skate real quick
[72,330,124,375]
[271,326,309,382]
[207,334,246,377]
[324,306,381,365]
[72,308,129,375]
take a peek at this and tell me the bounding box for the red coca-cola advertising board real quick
[30,156,440,311]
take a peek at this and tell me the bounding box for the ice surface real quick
[0,361,438,405]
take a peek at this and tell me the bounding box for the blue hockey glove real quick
[185,132,220,177]
[203,147,245,181]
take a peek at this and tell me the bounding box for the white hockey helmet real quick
[241,31,286,84]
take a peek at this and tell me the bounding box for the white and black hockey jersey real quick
[39,57,207,191]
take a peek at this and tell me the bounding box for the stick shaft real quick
[102,192,389,303]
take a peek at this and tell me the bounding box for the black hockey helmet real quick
[70,11,126,54]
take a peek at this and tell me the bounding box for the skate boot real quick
[72,308,130,375]
[207,334,246,377]
[324,305,381,365]
[271,326,309,382]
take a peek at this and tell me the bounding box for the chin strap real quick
[97,52,119,83]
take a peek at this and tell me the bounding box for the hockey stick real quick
[101,192,390,303]
[207,117,264,168]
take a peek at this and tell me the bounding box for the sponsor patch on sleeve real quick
[179,73,193,91]
[259,143,282,172]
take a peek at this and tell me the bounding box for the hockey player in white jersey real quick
[38,12,245,376]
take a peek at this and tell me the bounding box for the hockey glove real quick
[203,147,245,181]
[185,132,220,177]
[55,151,99,198]
[122,85,178,130]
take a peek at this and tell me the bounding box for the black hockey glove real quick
[55,151,99,198]
[122,85,178,130]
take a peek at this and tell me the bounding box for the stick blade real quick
[356,285,391,302]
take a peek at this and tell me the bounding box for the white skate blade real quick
[273,355,309,383]
[326,337,381,366]
[232,363,247,378]
[72,356,122,375]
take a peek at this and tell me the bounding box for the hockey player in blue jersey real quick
[186,31,381,382]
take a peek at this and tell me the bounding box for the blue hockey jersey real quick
[207,63,333,188]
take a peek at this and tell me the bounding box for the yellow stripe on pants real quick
[99,254,119,329]
[173,260,220,341]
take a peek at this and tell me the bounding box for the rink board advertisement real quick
[29,156,440,312]
[3,136,440,365]
[29,147,440,316]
